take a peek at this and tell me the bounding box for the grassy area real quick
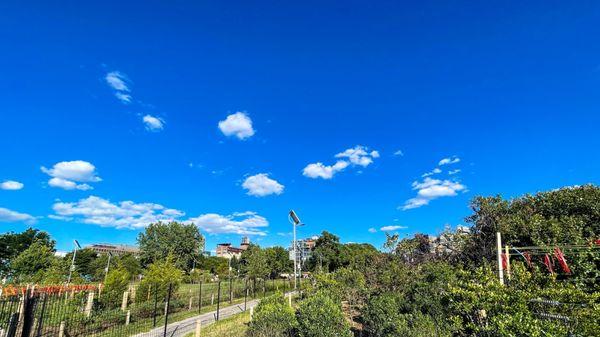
[184,311,250,337]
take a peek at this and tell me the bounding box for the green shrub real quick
[102,267,130,308]
[362,293,405,337]
[296,291,352,337]
[247,293,297,337]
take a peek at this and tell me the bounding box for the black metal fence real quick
[0,277,292,337]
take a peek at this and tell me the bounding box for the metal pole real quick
[293,223,297,290]
[496,232,504,286]
[198,280,202,314]
[67,247,78,284]
[103,253,112,285]
[152,285,158,327]
[229,276,232,304]
[244,278,248,311]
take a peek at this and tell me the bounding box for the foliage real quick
[64,248,98,281]
[307,231,343,272]
[247,293,297,337]
[332,267,367,306]
[10,241,56,282]
[138,221,204,271]
[265,246,292,278]
[0,228,54,276]
[137,255,184,302]
[102,267,130,308]
[242,244,269,279]
[198,256,229,277]
[296,291,352,337]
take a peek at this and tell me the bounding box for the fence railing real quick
[0,278,292,337]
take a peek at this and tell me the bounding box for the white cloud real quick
[394,150,404,156]
[48,178,92,191]
[302,161,349,179]
[218,112,255,140]
[187,212,268,236]
[105,71,133,104]
[42,160,101,191]
[303,145,378,179]
[1,180,24,190]
[335,145,379,167]
[380,225,407,231]
[0,207,36,223]
[422,168,442,177]
[439,156,460,166]
[242,173,284,197]
[402,177,466,210]
[52,196,184,229]
[143,115,165,131]
[448,169,461,175]
[368,227,377,233]
[105,71,130,92]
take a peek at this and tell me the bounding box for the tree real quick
[307,231,343,272]
[242,244,269,280]
[0,228,54,275]
[248,294,297,337]
[296,291,352,337]
[198,256,229,277]
[10,241,56,281]
[137,255,184,301]
[265,246,292,278]
[137,221,204,271]
[102,267,130,308]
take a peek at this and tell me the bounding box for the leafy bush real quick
[136,255,183,303]
[296,291,352,337]
[247,293,297,337]
[102,267,130,308]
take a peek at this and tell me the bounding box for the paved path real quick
[132,292,294,337]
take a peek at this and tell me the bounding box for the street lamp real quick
[67,240,82,284]
[288,210,304,290]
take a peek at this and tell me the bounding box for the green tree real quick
[265,246,292,278]
[102,267,130,308]
[137,255,184,301]
[10,241,56,281]
[0,228,54,276]
[64,248,98,281]
[242,244,269,280]
[307,231,343,272]
[137,221,204,271]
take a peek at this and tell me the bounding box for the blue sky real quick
[1,1,599,252]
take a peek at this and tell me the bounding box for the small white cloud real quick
[0,207,36,224]
[394,150,404,156]
[187,212,268,236]
[48,178,92,191]
[115,92,132,104]
[335,145,379,167]
[304,145,378,179]
[368,227,377,233]
[143,115,165,131]
[42,160,101,191]
[218,112,255,140]
[422,168,442,177]
[448,169,461,175]
[302,161,349,179]
[439,156,460,166]
[1,180,24,190]
[242,173,284,197]
[380,225,407,231]
[105,71,130,92]
[52,196,184,229]
[401,177,466,210]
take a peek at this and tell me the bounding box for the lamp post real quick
[104,252,113,284]
[67,240,82,284]
[288,210,304,290]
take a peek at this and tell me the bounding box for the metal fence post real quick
[244,278,248,311]
[163,284,172,337]
[198,280,202,313]
[152,285,158,328]
[35,294,48,337]
[229,277,233,304]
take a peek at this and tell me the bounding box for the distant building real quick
[88,243,140,256]
[216,237,250,259]
[289,236,317,266]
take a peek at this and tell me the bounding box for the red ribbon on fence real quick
[553,247,571,274]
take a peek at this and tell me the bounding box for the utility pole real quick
[67,240,81,284]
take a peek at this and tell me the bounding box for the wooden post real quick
[85,292,95,317]
[58,322,65,337]
[125,310,131,325]
[288,293,292,307]
[189,297,193,310]
[194,320,202,337]
[249,307,254,321]
[496,232,504,286]
[211,294,214,306]
[121,291,129,311]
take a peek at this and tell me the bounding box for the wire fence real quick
[0,278,293,337]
